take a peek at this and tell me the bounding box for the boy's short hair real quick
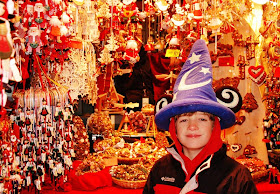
[174,112,215,122]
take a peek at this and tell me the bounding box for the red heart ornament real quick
[248,65,266,85]
[248,66,264,79]
[230,144,242,152]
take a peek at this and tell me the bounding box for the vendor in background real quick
[143,40,258,193]
[114,23,154,112]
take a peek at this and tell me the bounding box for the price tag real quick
[165,49,180,57]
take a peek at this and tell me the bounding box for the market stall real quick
[1,0,280,192]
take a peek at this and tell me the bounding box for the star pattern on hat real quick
[188,52,201,64]
[200,67,211,75]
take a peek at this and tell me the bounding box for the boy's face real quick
[175,111,214,156]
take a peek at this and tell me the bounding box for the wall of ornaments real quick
[211,4,269,164]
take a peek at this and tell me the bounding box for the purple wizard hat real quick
[155,39,236,131]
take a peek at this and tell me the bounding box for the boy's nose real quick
[188,120,198,130]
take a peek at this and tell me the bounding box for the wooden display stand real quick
[117,112,134,132]
[146,115,157,137]
[96,88,124,112]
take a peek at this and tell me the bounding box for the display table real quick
[54,181,280,194]
[51,186,143,194]
[20,179,280,194]
[256,181,280,193]
[20,160,280,194]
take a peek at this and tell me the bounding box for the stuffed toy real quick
[25,23,42,55]
[34,0,46,29]
[22,1,34,30]
[123,36,139,64]
[0,0,21,89]
[121,0,138,21]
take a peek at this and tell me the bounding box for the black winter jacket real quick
[143,144,258,194]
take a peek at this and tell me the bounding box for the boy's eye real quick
[179,118,188,123]
[199,117,208,121]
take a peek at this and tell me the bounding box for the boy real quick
[143,39,258,193]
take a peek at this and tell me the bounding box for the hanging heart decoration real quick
[248,65,267,86]
[236,115,246,125]
[230,143,242,152]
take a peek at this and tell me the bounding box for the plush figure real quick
[121,0,138,20]
[144,0,156,16]
[22,1,34,30]
[49,0,62,17]
[25,23,42,55]
[123,36,139,64]
[33,0,46,29]
[48,15,62,43]
[0,0,17,86]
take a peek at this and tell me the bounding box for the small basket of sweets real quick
[117,146,143,165]
[111,177,146,189]
[110,164,148,189]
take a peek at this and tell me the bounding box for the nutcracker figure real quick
[38,98,51,126]
[46,122,54,145]
[24,157,36,190]
[63,104,73,123]
[54,100,64,122]
[25,108,35,131]
[22,139,30,162]
[10,170,20,194]
[54,158,64,190]
[36,160,45,184]
[34,175,41,194]
[52,160,58,185]
[16,106,25,138]
[46,155,53,179]
[40,144,47,164]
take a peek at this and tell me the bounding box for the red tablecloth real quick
[256,181,280,193]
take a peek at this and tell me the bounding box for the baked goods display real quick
[87,111,113,136]
[73,115,90,160]
[110,164,148,189]
[77,133,169,188]
[129,111,148,133]
[155,132,170,149]
[93,136,124,152]
[110,164,148,181]
[76,153,106,176]
[141,104,155,116]
[236,157,269,183]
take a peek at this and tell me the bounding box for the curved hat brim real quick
[155,98,236,131]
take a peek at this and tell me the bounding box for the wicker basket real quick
[117,157,142,165]
[112,177,146,189]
